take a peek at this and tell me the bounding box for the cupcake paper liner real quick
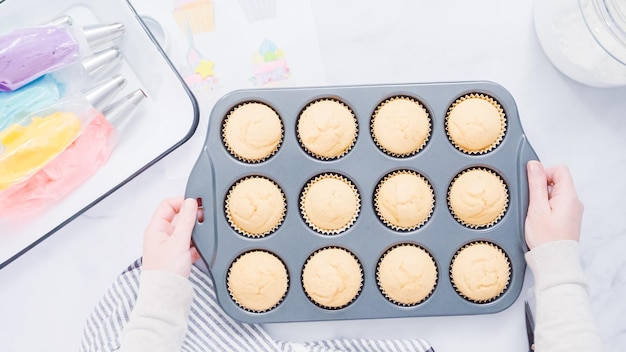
[449,241,511,304]
[447,167,509,229]
[299,173,361,235]
[301,246,364,310]
[296,98,358,161]
[226,249,289,313]
[370,95,432,158]
[224,175,286,238]
[222,101,284,163]
[376,243,438,306]
[445,93,507,155]
[374,169,435,231]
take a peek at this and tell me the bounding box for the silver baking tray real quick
[186,81,537,323]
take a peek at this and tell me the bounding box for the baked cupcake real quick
[300,173,360,234]
[445,93,506,154]
[297,99,357,160]
[227,250,289,312]
[447,168,508,228]
[371,96,431,157]
[222,102,283,163]
[377,244,438,306]
[301,247,363,309]
[374,170,434,231]
[450,241,511,303]
[225,176,286,237]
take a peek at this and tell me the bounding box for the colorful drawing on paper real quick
[238,0,278,23]
[180,31,221,102]
[172,0,215,34]
[250,39,291,87]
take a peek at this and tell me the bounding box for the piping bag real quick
[0,75,127,191]
[0,21,125,91]
[0,89,147,220]
[0,47,122,132]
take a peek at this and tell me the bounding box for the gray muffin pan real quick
[186,81,538,323]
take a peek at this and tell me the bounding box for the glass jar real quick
[533,0,626,87]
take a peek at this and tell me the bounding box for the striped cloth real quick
[80,259,433,352]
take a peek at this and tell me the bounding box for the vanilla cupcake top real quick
[227,250,289,312]
[445,94,506,154]
[225,176,285,237]
[222,102,283,162]
[448,168,508,228]
[300,174,360,234]
[297,99,357,159]
[302,247,363,309]
[377,244,438,306]
[450,242,510,303]
[371,96,431,157]
[375,170,434,231]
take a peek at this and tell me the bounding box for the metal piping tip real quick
[103,89,148,128]
[82,22,125,49]
[80,47,122,77]
[82,75,127,111]
[43,15,73,27]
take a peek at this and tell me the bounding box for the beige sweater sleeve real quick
[118,270,194,352]
[525,240,603,352]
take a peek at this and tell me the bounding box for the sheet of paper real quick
[131,0,327,180]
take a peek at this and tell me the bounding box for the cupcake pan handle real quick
[516,136,539,252]
[185,147,218,268]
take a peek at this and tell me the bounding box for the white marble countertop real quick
[1,0,625,351]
